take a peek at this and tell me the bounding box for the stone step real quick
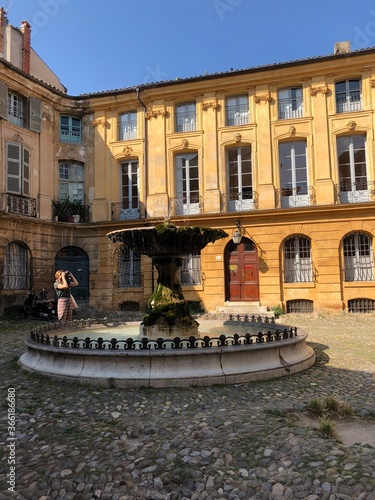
[218,302,270,315]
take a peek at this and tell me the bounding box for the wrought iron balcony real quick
[335,181,375,204]
[221,191,258,212]
[169,195,204,216]
[3,193,36,217]
[111,203,141,221]
[277,186,316,208]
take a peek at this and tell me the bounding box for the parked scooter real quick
[21,289,57,321]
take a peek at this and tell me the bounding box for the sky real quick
[4,0,375,96]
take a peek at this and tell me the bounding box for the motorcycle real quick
[21,289,57,321]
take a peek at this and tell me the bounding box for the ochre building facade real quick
[1,10,375,315]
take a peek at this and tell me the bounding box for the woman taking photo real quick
[54,270,78,322]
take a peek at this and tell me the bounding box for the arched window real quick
[117,246,142,287]
[343,232,374,281]
[179,252,201,285]
[2,242,30,290]
[284,235,312,283]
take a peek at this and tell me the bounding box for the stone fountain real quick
[107,223,228,337]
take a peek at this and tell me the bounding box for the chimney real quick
[20,20,31,74]
[0,7,7,56]
[334,41,351,55]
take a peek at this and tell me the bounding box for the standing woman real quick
[54,270,78,322]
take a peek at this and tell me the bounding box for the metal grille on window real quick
[179,252,201,285]
[343,232,374,281]
[348,298,375,313]
[284,236,313,282]
[118,247,142,287]
[286,300,313,314]
[2,242,30,291]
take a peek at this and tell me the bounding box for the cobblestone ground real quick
[0,312,374,500]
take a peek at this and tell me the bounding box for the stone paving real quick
[0,312,374,500]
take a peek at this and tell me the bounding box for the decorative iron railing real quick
[169,195,204,216]
[221,191,258,212]
[111,203,141,221]
[28,315,298,351]
[276,186,316,208]
[335,181,375,204]
[3,193,36,217]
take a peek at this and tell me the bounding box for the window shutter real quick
[0,80,8,120]
[6,142,22,194]
[23,148,30,196]
[29,98,42,132]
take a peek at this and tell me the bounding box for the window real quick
[175,102,196,132]
[227,146,253,211]
[225,95,249,126]
[337,135,367,202]
[278,87,303,119]
[118,247,142,287]
[284,235,313,283]
[2,242,30,291]
[6,142,30,196]
[279,140,309,207]
[348,298,375,313]
[119,111,137,140]
[58,161,84,201]
[286,300,313,313]
[179,252,201,285]
[335,80,361,113]
[175,153,200,215]
[8,92,24,127]
[60,115,82,143]
[120,160,139,219]
[343,232,374,281]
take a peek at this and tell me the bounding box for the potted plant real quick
[52,198,86,222]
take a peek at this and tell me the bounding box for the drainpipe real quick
[135,87,154,291]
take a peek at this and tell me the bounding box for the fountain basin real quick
[19,321,315,388]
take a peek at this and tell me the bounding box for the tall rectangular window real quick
[179,252,201,285]
[227,146,253,211]
[2,242,29,290]
[58,161,84,201]
[337,135,367,203]
[60,116,82,144]
[225,95,249,126]
[335,80,361,113]
[279,140,309,207]
[8,92,24,127]
[175,102,196,132]
[175,153,200,215]
[344,232,374,281]
[120,160,139,219]
[284,235,313,283]
[6,142,30,196]
[119,111,137,140]
[118,247,142,287]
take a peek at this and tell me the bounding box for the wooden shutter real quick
[6,142,22,194]
[23,148,30,196]
[0,80,8,120]
[29,98,42,132]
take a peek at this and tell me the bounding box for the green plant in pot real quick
[53,198,86,222]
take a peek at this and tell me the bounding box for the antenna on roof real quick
[4,0,11,14]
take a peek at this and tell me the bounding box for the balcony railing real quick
[175,112,196,132]
[111,203,141,221]
[169,195,204,216]
[221,191,258,212]
[225,105,249,126]
[277,186,316,208]
[278,97,303,119]
[336,181,375,204]
[336,93,362,113]
[3,193,36,217]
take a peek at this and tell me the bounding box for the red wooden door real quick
[225,238,259,301]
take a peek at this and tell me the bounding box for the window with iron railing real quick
[284,235,313,283]
[225,95,249,126]
[179,252,201,285]
[335,79,362,113]
[118,247,142,287]
[175,102,196,132]
[278,87,303,119]
[343,232,374,281]
[2,242,30,291]
[227,146,253,211]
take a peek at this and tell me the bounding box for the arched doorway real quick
[55,246,89,302]
[224,237,259,302]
